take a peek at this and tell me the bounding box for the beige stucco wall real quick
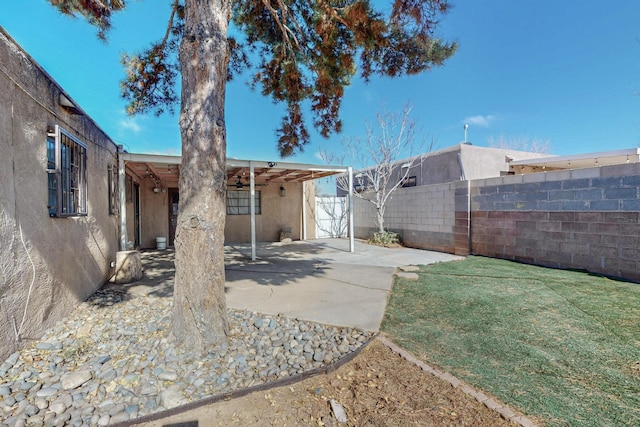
[123,173,172,249]
[128,174,320,248]
[0,29,119,361]
[225,181,306,243]
[304,181,317,240]
[459,144,551,180]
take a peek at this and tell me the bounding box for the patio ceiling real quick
[121,153,348,191]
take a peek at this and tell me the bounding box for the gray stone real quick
[34,398,49,410]
[90,414,100,425]
[19,382,34,391]
[21,404,37,417]
[161,388,187,409]
[97,368,117,382]
[61,370,92,390]
[125,404,139,415]
[97,414,110,426]
[110,412,130,423]
[95,355,111,364]
[395,271,419,281]
[5,352,21,368]
[53,412,71,426]
[50,400,68,415]
[35,342,54,351]
[0,396,16,408]
[157,370,178,381]
[25,415,44,426]
[35,387,58,398]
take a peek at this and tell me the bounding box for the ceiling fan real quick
[228,175,267,189]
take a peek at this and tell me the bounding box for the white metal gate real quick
[315,196,347,238]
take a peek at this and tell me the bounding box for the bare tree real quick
[321,105,431,235]
[488,134,552,154]
[305,185,348,238]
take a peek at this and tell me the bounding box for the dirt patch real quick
[132,339,518,426]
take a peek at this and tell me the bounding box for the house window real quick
[401,176,417,187]
[226,190,261,215]
[47,125,87,217]
[107,165,118,215]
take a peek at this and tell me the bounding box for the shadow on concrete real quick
[102,239,463,330]
[225,242,331,287]
[104,241,336,297]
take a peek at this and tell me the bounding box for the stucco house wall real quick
[138,180,171,249]
[348,143,548,195]
[125,177,317,248]
[225,181,307,243]
[0,28,119,361]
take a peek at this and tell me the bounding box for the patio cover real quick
[509,148,640,173]
[118,152,354,259]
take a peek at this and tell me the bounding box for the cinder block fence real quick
[354,163,640,283]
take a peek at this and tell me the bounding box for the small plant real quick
[368,231,400,247]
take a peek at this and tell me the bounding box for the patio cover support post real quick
[250,161,256,261]
[301,182,307,240]
[118,148,128,251]
[348,166,354,253]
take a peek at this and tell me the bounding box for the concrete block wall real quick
[470,163,640,282]
[353,162,639,282]
[353,181,468,254]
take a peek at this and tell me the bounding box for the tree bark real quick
[173,0,230,354]
[376,208,385,233]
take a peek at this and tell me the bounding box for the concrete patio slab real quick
[224,239,462,330]
[108,238,463,331]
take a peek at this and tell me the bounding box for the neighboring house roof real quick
[121,152,348,190]
[509,148,640,174]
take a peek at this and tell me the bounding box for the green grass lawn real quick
[381,256,640,427]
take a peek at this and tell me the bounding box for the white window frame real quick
[226,190,261,215]
[47,125,88,217]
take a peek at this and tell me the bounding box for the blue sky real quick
[2,1,639,164]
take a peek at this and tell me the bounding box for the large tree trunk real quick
[173,0,230,353]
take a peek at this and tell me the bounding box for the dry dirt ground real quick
[132,338,529,427]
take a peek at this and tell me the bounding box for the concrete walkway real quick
[114,238,463,331]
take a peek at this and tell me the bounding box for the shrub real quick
[368,231,400,247]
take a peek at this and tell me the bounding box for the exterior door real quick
[168,189,179,246]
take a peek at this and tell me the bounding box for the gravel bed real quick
[0,289,373,426]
